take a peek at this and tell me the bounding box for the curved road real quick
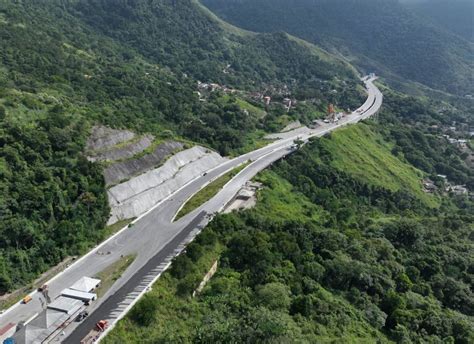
[0,77,382,343]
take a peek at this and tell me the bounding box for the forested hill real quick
[202,0,474,95]
[401,0,474,42]
[0,0,361,293]
[63,0,358,89]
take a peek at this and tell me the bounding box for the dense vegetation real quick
[203,0,474,95]
[402,0,473,42]
[0,0,362,294]
[0,111,109,292]
[105,117,473,343]
[379,90,474,189]
[67,0,357,90]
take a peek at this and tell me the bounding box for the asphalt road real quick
[0,77,382,343]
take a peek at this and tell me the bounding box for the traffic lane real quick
[3,80,375,324]
[64,212,208,344]
[0,195,182,326]
[180,144,295,222]
[67,76,382,336]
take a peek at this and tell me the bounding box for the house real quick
[423,179,437,193]
[7,324,44,344]
[7,309,71,344]
[456,139,468,149]
[449,185,468,195]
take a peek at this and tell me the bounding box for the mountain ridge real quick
[202,0,474,95]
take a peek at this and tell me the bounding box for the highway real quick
[0,77,382,343]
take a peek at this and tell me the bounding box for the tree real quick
[290,295,314,317]
[256,282,291,311]
[176,274,201,297]
[0,105,6,121]
[130,294,158,326]
[383,219,423,248]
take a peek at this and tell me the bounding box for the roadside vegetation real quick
[174,162,250,221]
[1,4,472,343]
[103,218,136,238]
[308,125,440,208]
[94,254,136,298]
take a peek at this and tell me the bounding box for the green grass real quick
[254,170,325,223]
[235,97,267,118]
[94,254,136,298]
[218,94,267,119]
[232,129,273,156]
[102,218,135,238]
[320,124,440,207]
[174,162,250,221]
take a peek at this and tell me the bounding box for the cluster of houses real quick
[256,95,297,112]
[442,135,469,149]
[423,175,469,196]
[437,121,474,146]
[197,81,297,111]
[196,81,237,101]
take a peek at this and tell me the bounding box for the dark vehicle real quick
[76,311,89,322]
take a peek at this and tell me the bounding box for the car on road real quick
[76,311,89,322]
[323,119,330,123]
[22,296,32,304]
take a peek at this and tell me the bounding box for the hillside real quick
[66,0,359,89]
[202,0,474,95]
[401,0,474,42]
[0,0,362,294]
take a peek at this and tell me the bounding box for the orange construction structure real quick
[327,103,335,115]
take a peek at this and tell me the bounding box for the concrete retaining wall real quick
[90,135,154,163]
[104,141,183,186]
[86,126,135,152]
[107,146,226,224]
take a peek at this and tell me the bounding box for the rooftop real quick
[70,276,101,293]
